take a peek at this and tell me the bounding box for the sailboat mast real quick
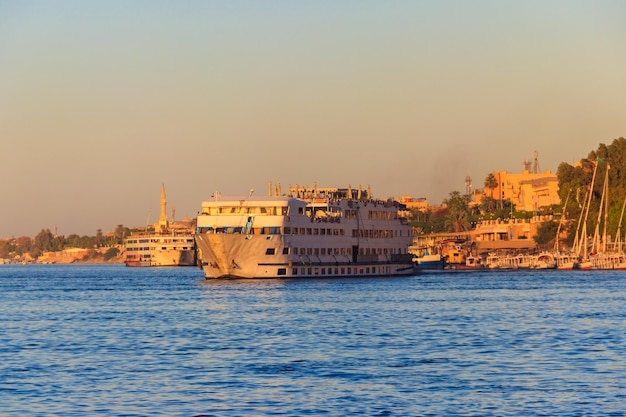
[602,164,610,253]
[554,190,571,254]
[615,197,626,252]
[578,160,599,258]
[572,187,587,254]
[591,164,609,254]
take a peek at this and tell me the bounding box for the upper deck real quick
[198,196,305,216]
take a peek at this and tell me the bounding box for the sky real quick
[1,1,626,238]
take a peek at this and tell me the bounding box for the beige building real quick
[482,151,560,212]
[399,196,429,211]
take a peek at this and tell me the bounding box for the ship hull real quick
[195,233,414,279]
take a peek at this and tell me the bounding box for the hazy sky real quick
[2,1,625,237]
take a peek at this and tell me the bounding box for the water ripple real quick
[1,265,625,415]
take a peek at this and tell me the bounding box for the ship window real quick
[277,268,286,276]
[265,248,275,255]
[321,268,326,275]
[321,248,326,255]
[284,227,291,234]
[306,228,312,235]
[293,268,298,275]
[320,229,326,235]
[313,228,319,235]
[282,248,289,255]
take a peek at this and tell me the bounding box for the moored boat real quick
[413,252,446,270]
[123,184,196,267]
[531,251,557,269]
[124,231,196,267]
[555,252,579,270]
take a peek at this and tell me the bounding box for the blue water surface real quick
[1,265,625,416]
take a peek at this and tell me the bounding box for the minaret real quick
[156,183,169,233]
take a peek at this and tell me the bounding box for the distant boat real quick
[124,183,197,267]
[124,231,196,267]
[554,253,579,270]
[413,252,446,270]
[531,252,557,269]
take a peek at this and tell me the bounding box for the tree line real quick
[0,224,130,260]
[410,137,626,250]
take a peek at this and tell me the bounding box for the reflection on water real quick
[1,265,625,416]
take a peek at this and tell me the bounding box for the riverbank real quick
[1,247,125,265]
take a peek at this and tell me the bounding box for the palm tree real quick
[96,229,103,248]
[484,173,498,212]
[444,191,471,232]
[114,224,126,244]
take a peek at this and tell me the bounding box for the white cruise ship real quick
[124,231,196,267]
[124,232,196,266]
[195,184,415,279]
[124,184,196,267]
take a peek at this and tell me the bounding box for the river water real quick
[1,265,625,416]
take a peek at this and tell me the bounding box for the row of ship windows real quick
[127,239,194,244]
[198,226,404,237]
[202,206,290,215]
[286,227,401,238]
[275,266,392,276]
[201,207,398,220]
[343,209,398,221]
[285,227,344,236]
[265,247,404,255]
[197,227,280,235]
